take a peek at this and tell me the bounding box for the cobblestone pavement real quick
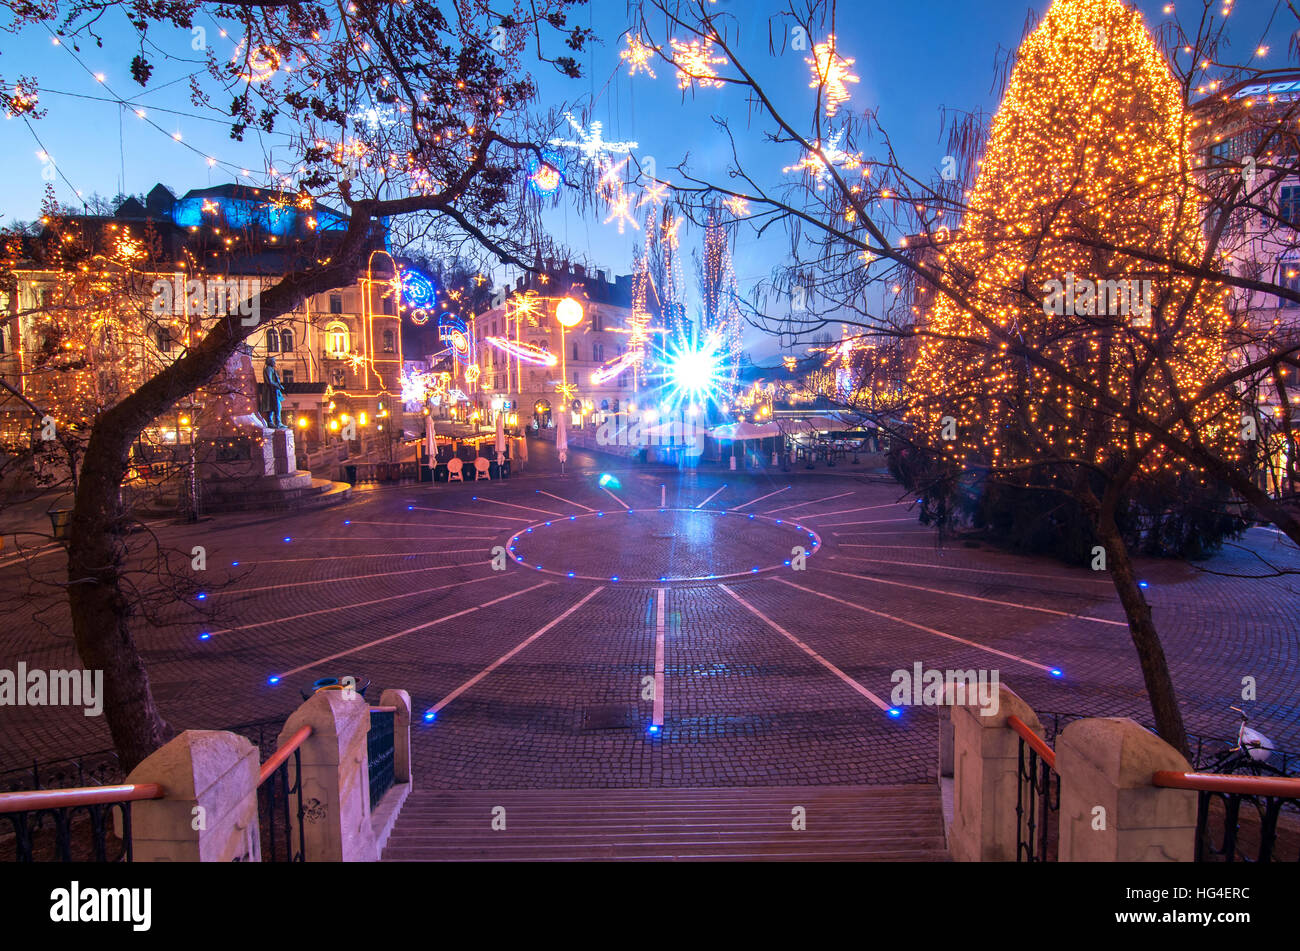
[1,442,1297,788]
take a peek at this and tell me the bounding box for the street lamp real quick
[554,296,583,411]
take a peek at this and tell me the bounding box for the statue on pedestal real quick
[263,356,286,429]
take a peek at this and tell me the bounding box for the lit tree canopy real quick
[906,0,1239,476]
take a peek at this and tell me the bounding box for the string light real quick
[807,37,859,117]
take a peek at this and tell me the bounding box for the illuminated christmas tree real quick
[905,0,1240,529]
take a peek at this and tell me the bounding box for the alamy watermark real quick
[0,663,103,716]
[890,663,1000,716]
[1042,272,1153,326]
[596,414,706,454]
[151,276,261,325]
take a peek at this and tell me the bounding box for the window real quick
[593,343,604,362]
[282,370,294,384]
[1282,186,1300,228]
[1278,259,1300,307]
[329,293,343,314]
[266,330,279,353]
[572,342,579,361]
[382,329,395,353]
[326,321,350,354]
[156,327,173,353]
[382,294,395,316]
[592,311,603,332]
[600,399,609,411]
[280,329,294,352]
[331,367,346,386]
[611,399,620,413]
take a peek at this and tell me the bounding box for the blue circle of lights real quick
[500,507,824,585]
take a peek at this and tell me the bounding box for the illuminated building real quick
[0,183,403,457]
[468,259,659,427]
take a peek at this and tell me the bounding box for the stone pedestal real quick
[948,683,1043,862]
[1056,718,1197,861]
[119,731,261,862]
[277,689,377,862]
[271,427,295,476]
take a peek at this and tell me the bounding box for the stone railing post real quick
[278,689,377,862]
[1056,717,1197,861]
[380,688,412,786]
[121,731,260,862]
[948,683,1044,862]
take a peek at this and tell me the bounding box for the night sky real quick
[0,0,1287,359]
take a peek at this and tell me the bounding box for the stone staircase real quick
[381,785,950,861]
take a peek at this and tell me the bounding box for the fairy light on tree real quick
[620,34,659,78]
[902,0,1242,755]
[669,37,726,90]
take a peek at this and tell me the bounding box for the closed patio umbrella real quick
[424,413,437,465]
[495,411,506,463]
[556,408,568,472]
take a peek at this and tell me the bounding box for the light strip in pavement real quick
[730,485,790,510]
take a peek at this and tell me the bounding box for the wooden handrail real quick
[258,725,312,786]
[368,705,397,713]
[1007,715,1057,769]
[0,783,164,814]
[1153,770,1300,798]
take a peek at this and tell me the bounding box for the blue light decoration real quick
[196,592,207,601]
[1050,668,1065,678]
[527,148,565,198]
[437,313,473,364]
[424,711,437,722]
[598,473,621,490]
[887,707,903,719]
[199,632,211,641]
[268,676,281,685]
[648,724,660,733]
[1138,580,1150,589]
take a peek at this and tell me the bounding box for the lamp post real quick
[555,295,583,419]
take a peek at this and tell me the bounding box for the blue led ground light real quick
[502,508,823,584]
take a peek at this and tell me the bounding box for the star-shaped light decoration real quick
[670,38,726,90]
[604,188,641,234]
[620,34,658,78]
[723,195,750,217]
[548,113,637,169]
[807,38,859,117]
[782,131,864,190]
[638,179,670,208]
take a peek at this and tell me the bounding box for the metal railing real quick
[367,706,396,808]
[255,725,311,863]
[0,783,164,862]
[1006,716,1300,862]
[1009,715,1059,862]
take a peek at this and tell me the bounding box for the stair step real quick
[383,785,949,861]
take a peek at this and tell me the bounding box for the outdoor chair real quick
[448,457,464,481]
[474,457,491,481]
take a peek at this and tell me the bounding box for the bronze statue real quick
[263,356,285,428]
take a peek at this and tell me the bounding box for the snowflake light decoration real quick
[723,195,750,216]
[670,38,726,90]
[807,38,860,117]
[548,113,637,169]
[782,131,864,190]
[620,35,658,78]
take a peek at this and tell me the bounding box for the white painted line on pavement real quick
[411,506,531,523]
[775,578,1057,673]
[833,551,1115,585]
[730,485,790,511]
[815,567,1126,626]
[763,491,854,515]
[536,490,596,512]
[209,574,499,636]
[473,497,563,517]
[719,584,892,712]
[425,586,605,717]
[799,502,910,519]
[274,582,551,679]
[215,561,481,598]
[695,485,727,508]
[240,548,489,566]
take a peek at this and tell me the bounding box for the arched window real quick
[280,329,294,352]
[600,399,609,411]
[382,329,395,353]
[325,321,350,355]
[266,330,279,353]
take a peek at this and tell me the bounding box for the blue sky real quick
[0,0,1289,359]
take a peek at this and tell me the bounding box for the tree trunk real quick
[1094,515,1192,761]
[66,421,170,771]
